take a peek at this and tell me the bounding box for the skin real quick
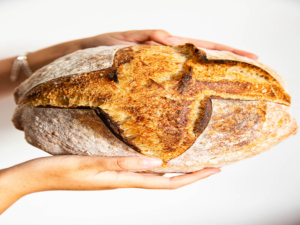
[0,29,258,214]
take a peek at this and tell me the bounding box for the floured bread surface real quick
[12,105,142,157]
[14,45,128,103]
[153,99,298,173]
[13,44,297,171]
[12,99,297,173]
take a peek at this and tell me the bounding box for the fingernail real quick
[209,169,221,175]
[165,37,184,45]
[251,54,259,60]
[142,158,163,168]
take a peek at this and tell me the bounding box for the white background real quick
[0,0,299,224]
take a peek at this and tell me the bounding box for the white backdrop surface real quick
[0,0,299,224]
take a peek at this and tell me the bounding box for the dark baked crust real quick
[95,107,140,152]
[196,98,212,135]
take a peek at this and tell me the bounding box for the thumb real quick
[89,157,163,171]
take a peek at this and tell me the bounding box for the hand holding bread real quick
[0,29,257,99]
[0,155,220,214]
[81,29,258,59]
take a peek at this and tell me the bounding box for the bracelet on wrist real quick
[10,54,33,82]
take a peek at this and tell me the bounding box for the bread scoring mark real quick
[104,47,136,84]
[95,107,140,152]
[21,44,291,161]
[178,66,193,94]
[182,80,289,103]
[196,98,212,134]
[105,67,119,83]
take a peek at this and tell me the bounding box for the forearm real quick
[0,182,23,215]
[0,168,28,214]
[0,39,83,99]
[0,161,50,215]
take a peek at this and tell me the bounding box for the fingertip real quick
[241,52,259,60]
[163,37,185,45]
[243,52,258,60]
[209,168,221,175]
[249,54,259,60]
[233,49,258,60]
[195,168,221,177]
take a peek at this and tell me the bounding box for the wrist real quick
[0,168,31,198]
[0,160,51,197]
[80,36,98,49]
[26,39,83,74]
[0,164,48,214]
[0,168,28,214]
[80,34,112,49]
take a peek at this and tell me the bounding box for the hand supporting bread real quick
[0,156,220,214]
[0,29,257,99]
[81,30,258,59]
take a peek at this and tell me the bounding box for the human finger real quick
[122,29,172,44]
[190,39,258,60]
[120,168,221,189]
[139,172,165,176]
[162,36,258,60]
[77,156,163,172]
[142,40,163,46]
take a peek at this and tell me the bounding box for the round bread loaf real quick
[12,44,298,173]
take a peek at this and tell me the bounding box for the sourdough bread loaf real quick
[12,44,298,173]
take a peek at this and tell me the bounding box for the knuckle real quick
[87,157,107,171]
[116,158,127,170]
[167,179,181,190]
[93,158,106,169]
[100,160,113,171]
[169,184,179,190]
[74,156,93,171]
[151,29,167,36]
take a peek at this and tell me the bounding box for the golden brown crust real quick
[179,44,290,104]
[14,44,295,163]
[195,44,289,91]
